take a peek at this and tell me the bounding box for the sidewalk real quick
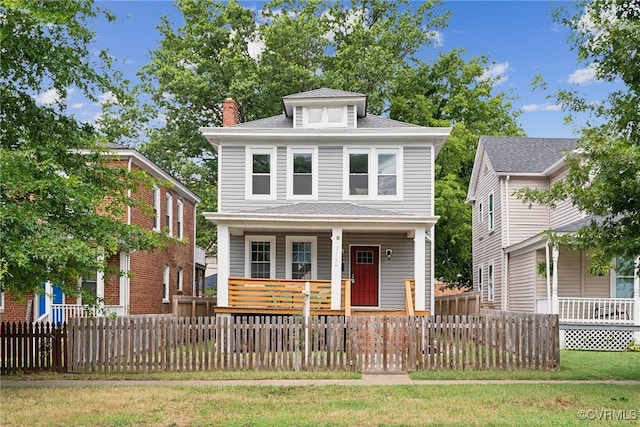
[3,375,640,387]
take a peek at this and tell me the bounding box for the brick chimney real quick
[222,97,238,127]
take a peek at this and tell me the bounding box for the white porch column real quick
[217,224,230,307]
[551,245,559,315]
[633,257,640,327]
[119,251,130,314]
[414,227,426,312]
[44,281,53,318]
[330,227,343,310]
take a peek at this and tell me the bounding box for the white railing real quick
[558,298,635,325]
[48,304,125,324]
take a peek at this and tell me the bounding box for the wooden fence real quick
[0,321,66,374]
[434,291,481,316]
[63,313,559,374]
[172,295,217,318]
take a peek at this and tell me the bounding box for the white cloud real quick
[428,30,443,47]
[480,62,510,85]
[522,103,562,112]
[567,64,597,85]
[34,88,61,105]
[247,37,265,60]
[71,102,84,109]
[98,91,118,105]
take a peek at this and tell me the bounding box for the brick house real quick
[0,144,201,322]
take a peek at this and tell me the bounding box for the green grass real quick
[1,383,638,426]
[410,350,640,381]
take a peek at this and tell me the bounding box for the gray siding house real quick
[200,89,451,316]
[467,136,640,350]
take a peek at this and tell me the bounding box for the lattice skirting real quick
[562,328,634,351]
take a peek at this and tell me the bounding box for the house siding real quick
[471,150,503,309]
[549,169,583,229]
[507,251,536,312]
[219,143,432,216]
[506,177,549,245]
[557,248,582,297]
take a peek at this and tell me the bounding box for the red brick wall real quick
[0,292,33,323]
[0,157,198,321]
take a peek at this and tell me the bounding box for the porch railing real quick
[227,277,349,312]
[48,304,125,324]
[558,298,635,325]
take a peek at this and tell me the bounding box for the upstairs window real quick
[165,193,173,236]
[152,186,161,231]
[303,106,346,128]
[287,147,317,199]
[176,200,184,239]
[344,148,402,199]
[478,202,484,223]
[488,192,494,231]
[246,147,276,199]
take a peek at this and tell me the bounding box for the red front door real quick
[350,246,379,307]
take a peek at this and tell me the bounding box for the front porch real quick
[214,277,426,317]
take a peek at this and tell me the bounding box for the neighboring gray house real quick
[200,89,451,316]
[467,136,639,350]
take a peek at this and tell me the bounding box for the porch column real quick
[414,227,426,312]
[44,281,53,318]
[551,245,559,315]
[634,257,640,326]
[119,251,130,314]
[330,227,343,310]
[217,224,230,307]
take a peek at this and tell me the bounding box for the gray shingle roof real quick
[233,113,420,129]
[245,203,409,217]
[481,136,578,174]
[553,215,602,233]
[282,88,365,99]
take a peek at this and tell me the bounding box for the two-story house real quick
[0,143,202,323]
[200,89,451,316]
[467,136,639,350]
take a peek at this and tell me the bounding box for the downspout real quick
[545,243,551,313]
[127,158,132,225]
[503,176,510,310]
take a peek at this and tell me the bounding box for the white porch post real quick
[414,227,426,312]
[217,224,230,307]
[633,257,640,327]
[119,251,130,314]
[330,227,343,310]
[44,281,53,318]
[551,245,559,315]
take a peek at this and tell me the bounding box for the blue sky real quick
[51,1,617,138]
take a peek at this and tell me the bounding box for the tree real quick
[0,0,168,299]
[520,0,640,273]
[390,51,523,286]
[127,0,449,251]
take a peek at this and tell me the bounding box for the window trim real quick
[245,235,277,279]
[285,236,317,280]
[245,146,277,200]
[152,185,161,232]
[477,264,484,303]
[478,201,484,223]
[611,257,636,298]
[302,105,347,128]
[0,291,4,312]
[176,199,184,239]
[165,193,173,236]
[487,260,494,302]
[488,192,495,232]
[343,147,403,200]
[163,265,170,303]
[286,147,318,200]
[176,267,183,292]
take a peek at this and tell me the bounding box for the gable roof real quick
[282,87,368,118]
[467,136,578,201]
[282,88,365,99]
[481,136,578,174]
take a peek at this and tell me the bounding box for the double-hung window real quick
[344,147,402,199]
[165,193,173,236]
[287,147,317,199]
[246,147,277,199]
[488,193,494,231]
[487,261,494,302]
[477,264,484,302]
[176,267,183,293]
[176,200,184,239]
[303,106,346,128]
[152,186,161,231]
[614,257,635,298]
[245,236,276,279]
[478,202,484,223]
[286,236,317,280]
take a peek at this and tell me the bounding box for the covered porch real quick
[207,203,437,317]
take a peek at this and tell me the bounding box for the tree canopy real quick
[0,0,168,299]
[115,0,522,285]
[520,0,640,273]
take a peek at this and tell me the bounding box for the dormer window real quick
[303,106,346,128]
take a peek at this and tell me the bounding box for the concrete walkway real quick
[2,375,640,387]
